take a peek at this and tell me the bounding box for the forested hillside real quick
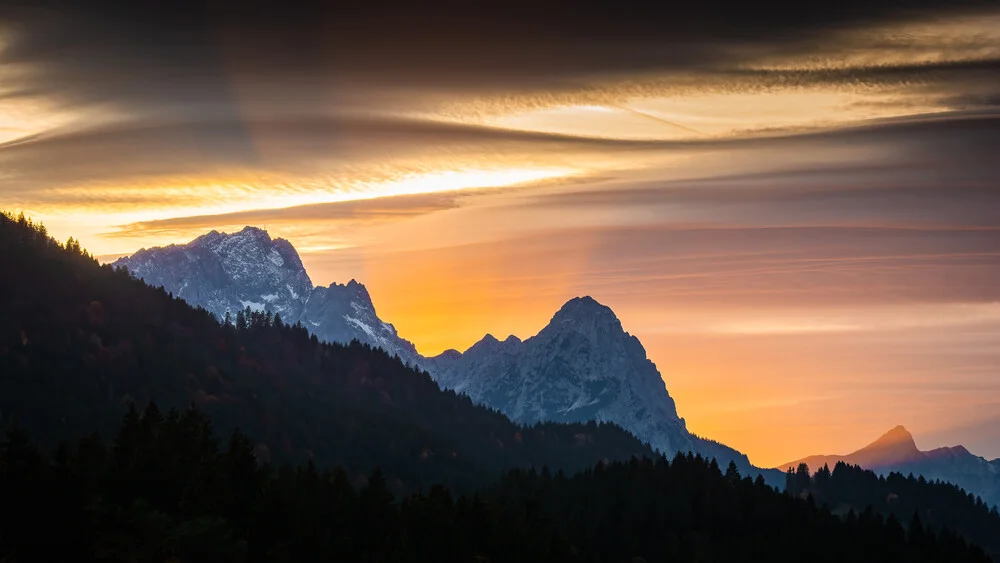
[0,212,652,491]
[0,405,992,563]
[787,461,1000,557]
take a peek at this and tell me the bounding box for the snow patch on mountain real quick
[241,300,265,312]
[268,249,284,267]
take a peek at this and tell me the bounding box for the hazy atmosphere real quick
[3,0,999,467]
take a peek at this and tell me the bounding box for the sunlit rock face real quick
[113,227,419,363]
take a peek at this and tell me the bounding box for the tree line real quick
[787,461,1000,557]
[1,403,993,563]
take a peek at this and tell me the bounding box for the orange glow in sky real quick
[5,7,1000,467]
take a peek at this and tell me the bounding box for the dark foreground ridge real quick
[2,402,993,563]
[787,461,1000,557]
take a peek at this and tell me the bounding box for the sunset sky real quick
[2,0,999,467]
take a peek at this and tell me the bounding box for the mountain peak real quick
[551,296,620,325]
[465,333,501,355]
[111,227,419,362]
[204,225,270,242]
[559,295,609,311]
[842,424,923,468]
[190,225,275,253]
[873,425,916,447]
[228,226,276,247]
[328,278,372,304]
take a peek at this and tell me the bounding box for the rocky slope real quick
[429,297,694,454]
[427,296,775,481]
[113,227,418,363]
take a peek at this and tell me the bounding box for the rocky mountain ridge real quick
[110,227,781,483]
[428,296,694,454]
[113,227,419,362]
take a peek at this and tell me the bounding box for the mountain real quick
[0,212,657,492]
[113,227,419,363]
[784,425,925,471]
[780,426,1000,508]
[428,296,779,482]
[113,227,781,484]
[430,297,690,449]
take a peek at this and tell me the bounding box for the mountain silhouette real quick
[780,426,1000,508]
[782,425,924,470]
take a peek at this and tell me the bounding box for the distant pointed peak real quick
[864,425,919,455]
[465,333,504,355]
[879,425,914,442]
[503,335,521,345]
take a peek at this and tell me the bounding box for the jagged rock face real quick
[303,280,418,361]
[430,296,694,456]
[113,227,418,362]
[115,227,313,321]
[431,334,522,397]
[428,297,772,479]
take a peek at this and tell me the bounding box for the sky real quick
[2,0,999,467]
